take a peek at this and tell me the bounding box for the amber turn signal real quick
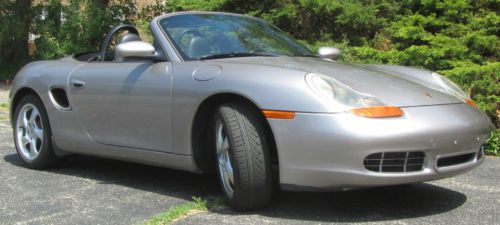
[350,106,403,118]
[262,110,296,119]
[465,99,478,108]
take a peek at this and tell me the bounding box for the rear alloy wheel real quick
[13,95,58,169]
[213,102,273,210]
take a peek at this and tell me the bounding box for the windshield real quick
[159,13,315,60]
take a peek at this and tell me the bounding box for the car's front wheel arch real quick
[191,93,279,176]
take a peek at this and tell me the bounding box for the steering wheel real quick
[176,28,203,46]
[98,24,140,61]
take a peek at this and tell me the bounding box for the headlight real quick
[305,73,403,117]
[305,73,382,108]
[431,72,468,99]
[431,72,478,108]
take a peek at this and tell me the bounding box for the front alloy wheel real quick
[213,102,273,210]
[16,103,44,160]
[13,95,58,168]
[215,119,235,199]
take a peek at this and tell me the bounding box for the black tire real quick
[13,95,58,169]
[213,102,273,210]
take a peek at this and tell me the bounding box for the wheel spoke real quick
[29,107,39,123]
[21,135,30,147]
[29,139,38,154]
[216,129,223,151]
[222,137,229,152]
[223,173,231,190]
[218,153,226,166]
[225,156,234,185]
[217,138,223,153]
[22,110,29,129]
[33,127,43,140]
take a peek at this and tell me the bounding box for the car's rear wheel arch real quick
[191,93,279,174]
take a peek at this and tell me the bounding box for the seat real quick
[186,37,211,59]
[114,33,142,61]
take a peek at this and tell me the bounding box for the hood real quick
[213,57,462,107]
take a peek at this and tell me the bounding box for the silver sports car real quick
[9,11,494,210]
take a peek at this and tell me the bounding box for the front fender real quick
[9,59,83,126]
[173,61,331,113]
[170,61,331,157]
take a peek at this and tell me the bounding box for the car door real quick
[68,60,173,152]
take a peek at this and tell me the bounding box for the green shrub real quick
[441,62,500,127]
[486,130,499,156]
[32,0,137,60]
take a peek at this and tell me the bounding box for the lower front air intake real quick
[364,151,425,172]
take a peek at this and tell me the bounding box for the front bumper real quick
[267,103,493,191]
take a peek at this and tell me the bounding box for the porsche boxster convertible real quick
[9,11,494,210]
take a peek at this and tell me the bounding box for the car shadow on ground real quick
[214,183,467,223]
[3,153,221,201]
[4,153,467,223]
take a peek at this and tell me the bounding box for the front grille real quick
[364,151,425,172]
[437,153,475,167]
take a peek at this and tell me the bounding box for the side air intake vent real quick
[364,151,425,173]
[49,87,71,110]
[437,153,475,168]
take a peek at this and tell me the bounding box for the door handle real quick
[71,79,86,88]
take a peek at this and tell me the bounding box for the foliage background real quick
[0,0,498,151]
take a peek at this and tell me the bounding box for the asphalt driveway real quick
[0,120,219,225]
[1,86,499,225]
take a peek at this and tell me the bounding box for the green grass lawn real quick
[0,85,9,123]
[0,102,9,123]
[143,196,225,225]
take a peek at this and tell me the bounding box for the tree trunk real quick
[96,0,110,6]
[12,0,31,67]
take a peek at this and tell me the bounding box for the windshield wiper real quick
[196,52,277,60]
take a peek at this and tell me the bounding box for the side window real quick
[171,26,243,58]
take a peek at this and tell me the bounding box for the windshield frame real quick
[156,12,315,61]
